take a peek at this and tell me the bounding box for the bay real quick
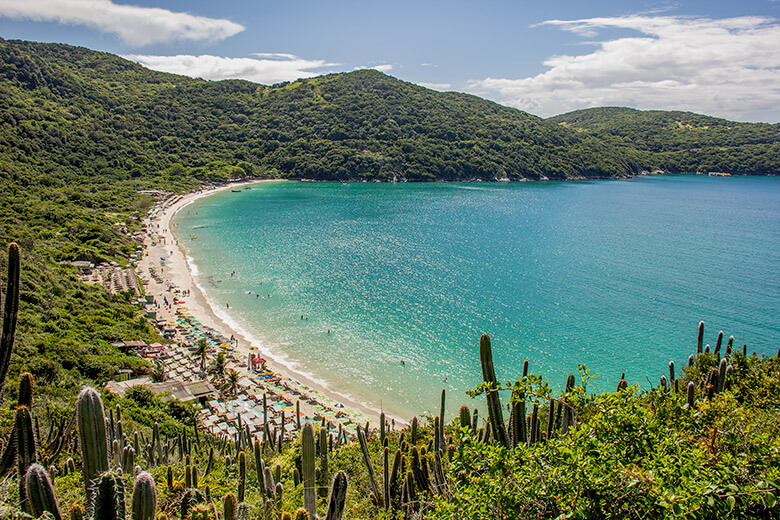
[175,175,780,419]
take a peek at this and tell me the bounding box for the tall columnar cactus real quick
[715,331,724,358]
[717,358,728,394]
[0,242,20,397]
[325,471,348,520]
[458,406,471,431]
[561,374,576,435]
[357,425,382,504]
[319,426,328,485]
[18,372,34,408]
[668,361,675,389]
[93,471,126,520]
[382,447,390,510]
[302,422,317,519]
[687,381,695,408]
[726,336,734,358]
[223,493,237,520]
[410,417,418,445]
[237,451,246,502]
[545,399,555,441]
[479,334,508,448]
[25,463,61,520]
[77,387,109,506]
[16,405,37,511]
[131,471,157,520]
[439,389,446,450]
[697,321,704,354]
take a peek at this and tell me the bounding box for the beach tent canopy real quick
[252,357,265,363]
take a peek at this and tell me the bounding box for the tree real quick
[195,338,208,373]
[209,351,227,388]
[223,369,240,398]
[149,360,167,382]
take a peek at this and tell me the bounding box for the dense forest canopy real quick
[549,107,780,175]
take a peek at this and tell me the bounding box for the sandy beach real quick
[137,180,406,434]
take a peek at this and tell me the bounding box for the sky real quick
[1,0,780,122]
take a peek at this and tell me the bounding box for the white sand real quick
[138,180,407,430]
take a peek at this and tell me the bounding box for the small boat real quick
[231,189,242,192]
[191,236,198,240]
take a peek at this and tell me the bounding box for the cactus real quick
[659,375,668,391]
[379,411,386,447]
[458,406,471,431]
[410,416,418,445]
[179,488,204,519]
[545,400,555,441]
[357,424,382,503]
[16,405,37,511]
[237,451,246,502]
[18,372,34,408]
[132,471,157,520]
[715,331,724,358]
[438,389,446,449]
[528,404,539,445]
[319,426,328,485]
[382,447,390,509]
[0,242,20,396]
[668,361,675,389]
[717,358,728,393]
[93,471,126,520]
[223,493,237,520]
[293,509,309,520]
[697,321,704,354]
[25,463,61,520]
[325,471,348,520]
[479,334,508,448]
[726,336,734,358]
[302,422,317,519]
[77,387,109,506]
[686,381,695,408]
[122,447,136,474]
[561,374,576,435]
[204,446,214,477]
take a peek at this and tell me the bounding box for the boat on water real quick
[708,172,732,177]
[231,189,242,192]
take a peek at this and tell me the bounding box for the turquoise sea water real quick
[175,176,780,419]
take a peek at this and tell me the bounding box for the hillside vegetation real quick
[549,107,780,174]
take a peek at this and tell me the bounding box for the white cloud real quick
[353,64,394,72]
[124,54,338,84]
[470,15,780,121]
[416,82,451,91]
[0,0,244,46]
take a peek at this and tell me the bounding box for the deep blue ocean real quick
[175,175,780,419]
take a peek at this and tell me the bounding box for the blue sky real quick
[2,0,780,121]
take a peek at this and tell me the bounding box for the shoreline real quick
[139,179,407,432]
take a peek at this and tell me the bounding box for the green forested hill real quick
[0,39,644,183]
[549,107,780,174]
